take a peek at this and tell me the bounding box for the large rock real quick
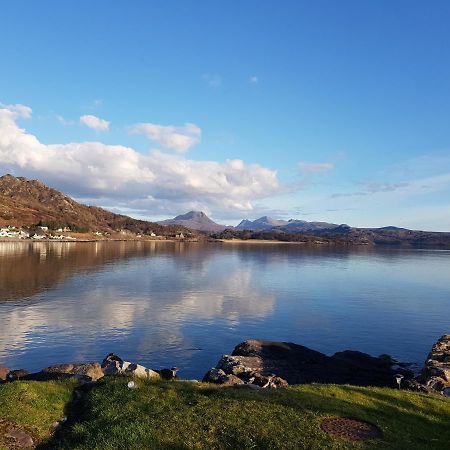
[205,339,413,388]
[0,365,10,381]
[101,354,160,379]
[419,334,450,394]
[42,362,104,381]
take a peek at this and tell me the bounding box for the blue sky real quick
[1,1,450,230]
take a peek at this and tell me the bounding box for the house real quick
[150,232,156,237]
[175,232,185,239]
[40,226,49,232]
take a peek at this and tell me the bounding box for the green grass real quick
[0,379,76,449]
[1,378,449,449]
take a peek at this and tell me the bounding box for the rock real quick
[203,368,227,383]
[6,428,34,448]
[205,339,414,388]
[420,334,450,393]
[0,365,10,381]
[39,362,104,381]
[158,367,180,380]
[101,355,160,379]
[203,368,244,385]
[124,363,160,379]
[72,363,104,381]
[7,369,30,381]
[101,353,123,367]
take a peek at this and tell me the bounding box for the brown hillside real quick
[0,174,192,235]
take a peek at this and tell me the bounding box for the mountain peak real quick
[174,211,207,220]
[158,211,227,232]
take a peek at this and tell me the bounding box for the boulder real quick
[419,334,450,394]
[205,339,414,389]
[101,354,160,379]
[0,365,10,381]
[37,362,104,381]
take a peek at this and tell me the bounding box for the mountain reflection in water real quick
[0,241,449,379]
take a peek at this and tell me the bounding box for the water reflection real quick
[0,242,449,378]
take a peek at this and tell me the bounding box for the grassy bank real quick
[1,378,449,449]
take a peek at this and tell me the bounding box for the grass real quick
[1,378,449,449]
[0,379,76,449]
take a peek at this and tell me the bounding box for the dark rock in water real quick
[0,365,10,381]
[7,369,30,381]
[419,334,450,394]
[205,339,413,388]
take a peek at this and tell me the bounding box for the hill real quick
[0,174,192,236]
[236,216,342,232]
[158,211,228,232]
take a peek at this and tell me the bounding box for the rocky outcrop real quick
[101,353,160,379]
[418,335,450,395]
[204,340,413,388]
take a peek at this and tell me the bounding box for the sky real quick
[1,1,450,231]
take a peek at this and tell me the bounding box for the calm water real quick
[0,241,449,379]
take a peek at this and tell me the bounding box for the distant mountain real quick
[158,211,228,232]
[236,216,288,230]
[0,174,192,236]
[236,216,342,232]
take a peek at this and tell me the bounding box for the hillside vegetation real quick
[0,175,192,236]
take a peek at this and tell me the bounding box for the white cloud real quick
[131,122,201,153]
[80,114,110,131]
[0,103,280,216]
[202,73,222,87]
[299,162,335,173]
[56,115,75,126]
[0,102,32,118]
[249,75,258,84]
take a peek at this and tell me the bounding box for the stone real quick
[0,365,10,381]
[124,363,160,379]
[101,353,123,368]
[419,335,450,394]
[41,362,104,381]
[7,369,30,381]
[158,367,180,380]
[72,363,104,381]
[101,355,160,379]
[6,428,34,448]
[203,368,227,383]
[205,339,417,388]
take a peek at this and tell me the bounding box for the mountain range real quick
[1,174,449,248]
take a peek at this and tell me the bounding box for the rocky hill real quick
[236,216,342,232]
[158,211,229,232]
[0,174,192,236]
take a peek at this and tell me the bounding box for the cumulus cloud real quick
[0,103,280,216]
[299,162,335,173]
[80,114,110,131]
[131,122,201,153]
